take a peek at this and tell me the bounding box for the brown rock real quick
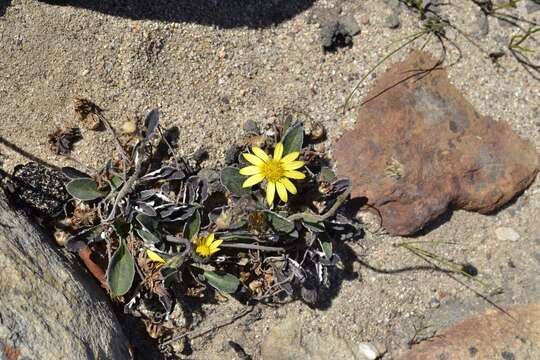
[334,51,539,235]
[401,304,540,360]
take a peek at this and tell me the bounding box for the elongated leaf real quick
[281,123,304,155]
[107,241,135,297]
[136,213,158,232]
[203,271,239,293]
[303,220,325,233]
[62,166,91,179]
[218,231,258,241]
[144,109,159,142]
[183,210,201,240]
[110,175,123,190]
[66,178,106,201]
[319,167,337,183]
[136,228,160,244]
[221,167,250,196]
[265,211,295,233]
[300,212,321,223]
[319,233,333,258]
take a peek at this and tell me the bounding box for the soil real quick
[1,1,539,359]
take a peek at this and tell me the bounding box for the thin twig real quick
[287,185,352,222]
[97,112,130,163]
[342,31,426,111]
[220,243,287,253]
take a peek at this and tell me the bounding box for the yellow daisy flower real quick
[194,233,223,257]
[239,143,305,205]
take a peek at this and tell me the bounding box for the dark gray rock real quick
[526,0,540,13]
[384,13,401,29]
[320,13,361,51]
[0,193,131,359]
[384,0,401,13]
[242,119,260,135]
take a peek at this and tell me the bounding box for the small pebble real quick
[357,342,379,360]
[429,297,441,308]
[495,227,520,242]
[360,15,370,25]
[243,120,260,135]
[384,13,400,29]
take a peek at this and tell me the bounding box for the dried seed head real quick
[121,119,137,134]
[54,229,70,247]
[47,127,82,155]
[248,280,263,293]
[215,211,232,230]
[74,96,102,130]
[307,121,325,141]
[246,135,268,149]
[72,201,97,227]
[318,181,333,195]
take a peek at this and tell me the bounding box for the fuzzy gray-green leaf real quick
[204,271,240,293]
[265,211,295,233]
[66,178,106,201]
[107,241,135,297]
[136,228,160,244]
[281,123,304,155]
[183,210,201,240]
[221,166,250,196]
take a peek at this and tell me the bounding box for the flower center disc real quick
[262,160,284,182]
[196,244,212,257]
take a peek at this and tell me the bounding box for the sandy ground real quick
[1,0,539,359]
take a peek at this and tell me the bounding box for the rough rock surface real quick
[0,193,131,360]
[401,304,540,360]
[334,51,539,235]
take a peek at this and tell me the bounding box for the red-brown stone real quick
[401,305,540,360]
[334,51,539,235]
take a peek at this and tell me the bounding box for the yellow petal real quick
[276,181,288,202]
[210,239,223,249]
[239,166,261,176]
[281,152,299,163]
[273,143,284,161]
[284,170,306,180]
[279,178,297,195]
[146,249,166,264]
[242,173,265,188]
[205,233,215,246]
[252,147,270,162]
[266,181,276,205]
[283,161,304,171]
[243,153,264,166]
[209,247,221,255]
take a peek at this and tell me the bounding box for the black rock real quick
[320,14,361,52]
[6,162,69,217]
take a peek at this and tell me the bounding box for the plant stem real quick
[220,243,287,252]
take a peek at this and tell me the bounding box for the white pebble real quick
[357,342,379,360]
[495,227,520,242]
